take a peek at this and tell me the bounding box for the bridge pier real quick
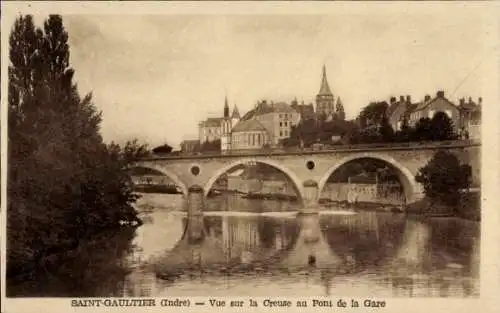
[187,185,204,243]
[300,180,320,214]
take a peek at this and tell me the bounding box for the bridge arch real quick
[317,153,419,203]
[203,158,305,203]
[129,163,189,197]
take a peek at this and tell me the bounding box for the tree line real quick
[282,101,458,148]
[7,15,148,281]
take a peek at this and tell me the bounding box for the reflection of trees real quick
[8,227,137,297]
[257,217,299,250]
[320,214,407,270]
[424,218,479,274]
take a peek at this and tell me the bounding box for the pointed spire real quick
[336,96,346,120]
[336,96,344,109]
[318,64,332,95]
[231,104,240,119]
[224,94,229,118]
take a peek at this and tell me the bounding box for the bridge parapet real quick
[143,140,479,161]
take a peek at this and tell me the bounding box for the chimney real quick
[460,98,465,106]
[437,90,445,98]
[390,97,396,104]
[424,95,431,102]
[406,95,411,103]
[400,96,405,103]
[468,96,472,104]
[478,97,482,105]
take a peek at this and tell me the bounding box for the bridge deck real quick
[142,140,479,161]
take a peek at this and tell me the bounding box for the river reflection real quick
[121,194,479,298]
[8,193,480,297]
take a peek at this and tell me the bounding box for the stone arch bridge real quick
[133,141,480,210]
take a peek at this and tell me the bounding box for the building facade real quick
[253,101,301,146]
[408,91,460,128]
[230,119,271,150]
[387,95,414,131]
[198,96,241,148]
[458,97,481,141]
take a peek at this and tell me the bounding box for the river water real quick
[9,193,480,298]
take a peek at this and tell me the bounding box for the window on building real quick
[280,131,283,137]
[279,114,283,118]
[257,134,261,145]
[279,122,282,127]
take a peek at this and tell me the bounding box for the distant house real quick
[408,91,460,128]
[386,95,416,131]
[385,90,479,136]
[458,97,482,140]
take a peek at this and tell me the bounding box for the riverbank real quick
[406,191,480,221]
[319,191,480,221]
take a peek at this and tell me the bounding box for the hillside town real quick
[178,65,481,154]
[135,65,482,207]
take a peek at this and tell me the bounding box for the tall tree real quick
[430,112,456,141]
[415,151,472,206]
[358,101,389,128]
[412,117,433,141]
[7,15,144,280]
[379,115,395,142]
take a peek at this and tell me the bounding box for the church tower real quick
[315,65,335,119]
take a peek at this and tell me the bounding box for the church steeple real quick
[231,104,240,119]
[316,65,335,118]
[224,94,229,118]
[318,64,332,95]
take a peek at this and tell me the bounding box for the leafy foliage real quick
[7,15,146,279]
[282,118,356,147]
[415,151,472,206]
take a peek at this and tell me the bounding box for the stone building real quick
[198,95,240,148]
[230,119,271,150]
[239,100,300,147]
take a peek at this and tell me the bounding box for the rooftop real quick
[232,118,268,133]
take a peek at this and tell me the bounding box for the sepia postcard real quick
[1,1,500,313]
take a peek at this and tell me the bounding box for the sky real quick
[16,4,498,149]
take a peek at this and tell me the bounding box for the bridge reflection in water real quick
[131,196,479,297]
